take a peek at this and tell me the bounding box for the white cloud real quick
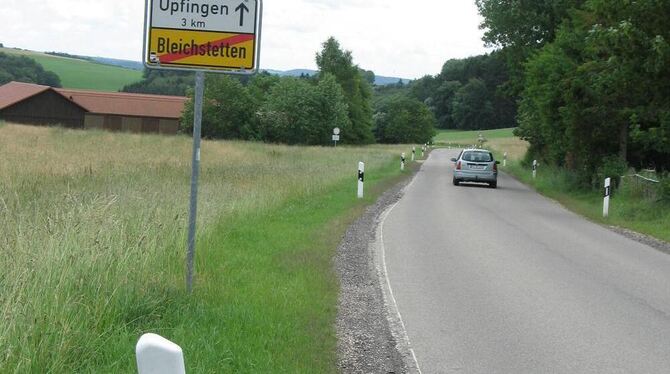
[0,0,490,79]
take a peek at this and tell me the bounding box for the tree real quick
[374,95,436,144]
[0,52,61,87]
[316,37,375,144]
[122,69,194,96]
[259,75,350,145]
[475,0,585,49]
[475,0,585,96]
[452,78,495,130]
[408,52,515,130]
[181,75,258,140]
[516,0,670,179]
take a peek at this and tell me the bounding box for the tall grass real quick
[501,158,670,243]
[0,124,413,372]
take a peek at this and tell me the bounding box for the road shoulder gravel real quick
[335,166,424,374]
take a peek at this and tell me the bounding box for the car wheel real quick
[453,177,460,186]
[489,181,497,189]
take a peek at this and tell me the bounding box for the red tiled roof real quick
[0,81,187,119]
[55,88,187,119]
[0,81,51,110]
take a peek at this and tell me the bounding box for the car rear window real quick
[462,151,493,162]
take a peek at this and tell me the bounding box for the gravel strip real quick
[335,171,419,374]
[609,226,670,256]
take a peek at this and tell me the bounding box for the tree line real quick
[476,0,670,181]
[180,37,436,145]
[408,52,517,131]
[0,52,61,87]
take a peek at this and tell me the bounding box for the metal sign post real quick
[333,127,341,147]
[143,0,263,292]
[186,71,204,293]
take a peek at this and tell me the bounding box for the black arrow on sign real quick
[235,2,250,27]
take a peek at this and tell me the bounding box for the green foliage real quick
[316,37,375,144]
[373,95,436,144]
[658,175,670,202]
[407,52,516,130]
[475,0,585,96]
[182,75,258,140]
[0,52,61,87]
[597,156,628,188]
[181,72,350,145]
[122,69,194,96]
[516,0,670,181]
[259,74,350,145]
[451,78,494,130]
[475,0,585,48]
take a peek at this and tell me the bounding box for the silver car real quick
[451,149,500,188]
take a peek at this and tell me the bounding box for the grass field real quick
[434,128,516,144]
[1,48,142,92]
[0,124,418,372]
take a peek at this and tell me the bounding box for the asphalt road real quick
[381,149,670,373]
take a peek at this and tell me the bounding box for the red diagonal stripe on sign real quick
[158,34,255,63]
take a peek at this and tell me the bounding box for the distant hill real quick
[0,47,141,92]
[0,46,410,90]
[262,68,410,86]
[91,57,144,71]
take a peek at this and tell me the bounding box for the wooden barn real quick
[0,81,187,134]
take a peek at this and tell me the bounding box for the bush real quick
[658,175,670,203]
[597,156,628,190]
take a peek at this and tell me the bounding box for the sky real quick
[0,0,491,79]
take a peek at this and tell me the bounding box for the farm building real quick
[0,81,187,134]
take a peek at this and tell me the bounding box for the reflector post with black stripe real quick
[358,162,365,199]
[603,177,611,218]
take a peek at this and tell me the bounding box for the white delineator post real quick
[603,177,611,218]
[503,152,508,167]
[136,334,186,374]
[412,147,416,161]
[401,153,406,171]
[533,160,538,179]
[357,162,365,199]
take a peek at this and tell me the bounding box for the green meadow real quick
[434,128,516,144]
[1,48,142,92]
[0,124,419,372]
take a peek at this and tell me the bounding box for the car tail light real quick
[493,162,498,172]
[456,161,462,170]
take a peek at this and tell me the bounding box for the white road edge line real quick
[379,176,423,374]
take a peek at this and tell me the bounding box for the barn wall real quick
[0,90,85,128]
[84,114,104,130]
[159,119,179,135]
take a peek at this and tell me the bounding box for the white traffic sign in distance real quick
[332,135,340,141]
[333,127,341,135]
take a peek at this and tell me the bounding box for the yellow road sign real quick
[143,0,262,73]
